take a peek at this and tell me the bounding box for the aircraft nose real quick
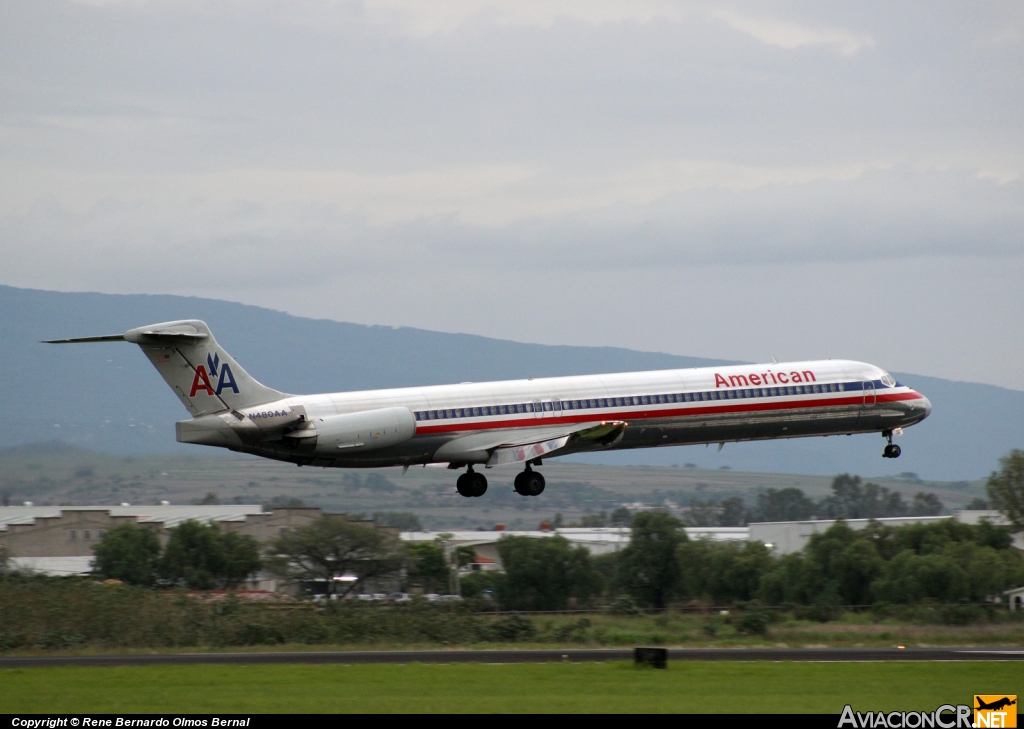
[915,394,932,419]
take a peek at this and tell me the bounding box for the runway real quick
[2,647,1023,668]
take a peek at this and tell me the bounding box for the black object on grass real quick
[634,647,667,669]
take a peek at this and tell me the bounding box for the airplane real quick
[45,319,932,498]
[976,698,1017,712]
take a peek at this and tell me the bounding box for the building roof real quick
[400,526,750,549]
[0,504,264,531]
[10,556,94,576]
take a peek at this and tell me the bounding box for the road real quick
[2,647,1023,668]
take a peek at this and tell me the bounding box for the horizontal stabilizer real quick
[42,334,126,344]
[43,319,283,417]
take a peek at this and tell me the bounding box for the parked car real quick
[388,592,413,603]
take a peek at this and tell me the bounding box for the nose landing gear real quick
[882,430,902,459]
[456,467,487,497]
[514,465,546,496]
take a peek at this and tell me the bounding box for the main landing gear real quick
[514,464,546,496]
[456,467,488,497]
[882,430,902,459]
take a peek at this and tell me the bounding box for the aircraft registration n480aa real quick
[45,320,932,498]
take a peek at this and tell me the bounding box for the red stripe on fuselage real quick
[412,390,924,435]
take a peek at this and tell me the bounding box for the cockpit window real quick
[880,373,896,387]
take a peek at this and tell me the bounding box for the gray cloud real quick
[1,0,1022,390]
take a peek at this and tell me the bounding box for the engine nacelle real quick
[291,407,417,454]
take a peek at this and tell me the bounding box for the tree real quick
[719,497,748,527]
[752,488,816,522]
[92,523,162,586]
[684,499,721,527]
[677,539,772,604]
[987,449,1024,530]
[910,492,943,516]
[159,520,262,590]
[266,515,403,596]
[617,511,686,609]
[609,507,632,526]
[820,475,908,519]
[455,545,477,567]
[801,522,884,605]
[578,512,608,527]
[495,535,601,611]
[405,541,449,593]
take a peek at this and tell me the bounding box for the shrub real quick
[736,601,770,636]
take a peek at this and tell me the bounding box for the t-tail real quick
[44,319,285,417]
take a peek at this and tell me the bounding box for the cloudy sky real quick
[2,1,1022,389]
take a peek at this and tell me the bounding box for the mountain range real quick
[2,284,1020,481]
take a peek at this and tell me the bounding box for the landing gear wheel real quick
[515,468,545,496]
[457,469,488,497]
[470,472,488,497]
[882,431,902,458]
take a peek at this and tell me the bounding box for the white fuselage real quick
[201,358,930,469]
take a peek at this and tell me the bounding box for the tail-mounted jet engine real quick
[283,407,416,454]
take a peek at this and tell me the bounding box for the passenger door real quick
[862,381,876,408]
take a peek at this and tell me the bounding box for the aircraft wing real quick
[431,421,627,466]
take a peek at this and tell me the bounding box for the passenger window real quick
[838,383,845,391]
[553,400,561,411]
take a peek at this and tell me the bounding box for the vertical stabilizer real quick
[124,320,285,416]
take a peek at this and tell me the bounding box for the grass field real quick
[2,661,1020,713]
